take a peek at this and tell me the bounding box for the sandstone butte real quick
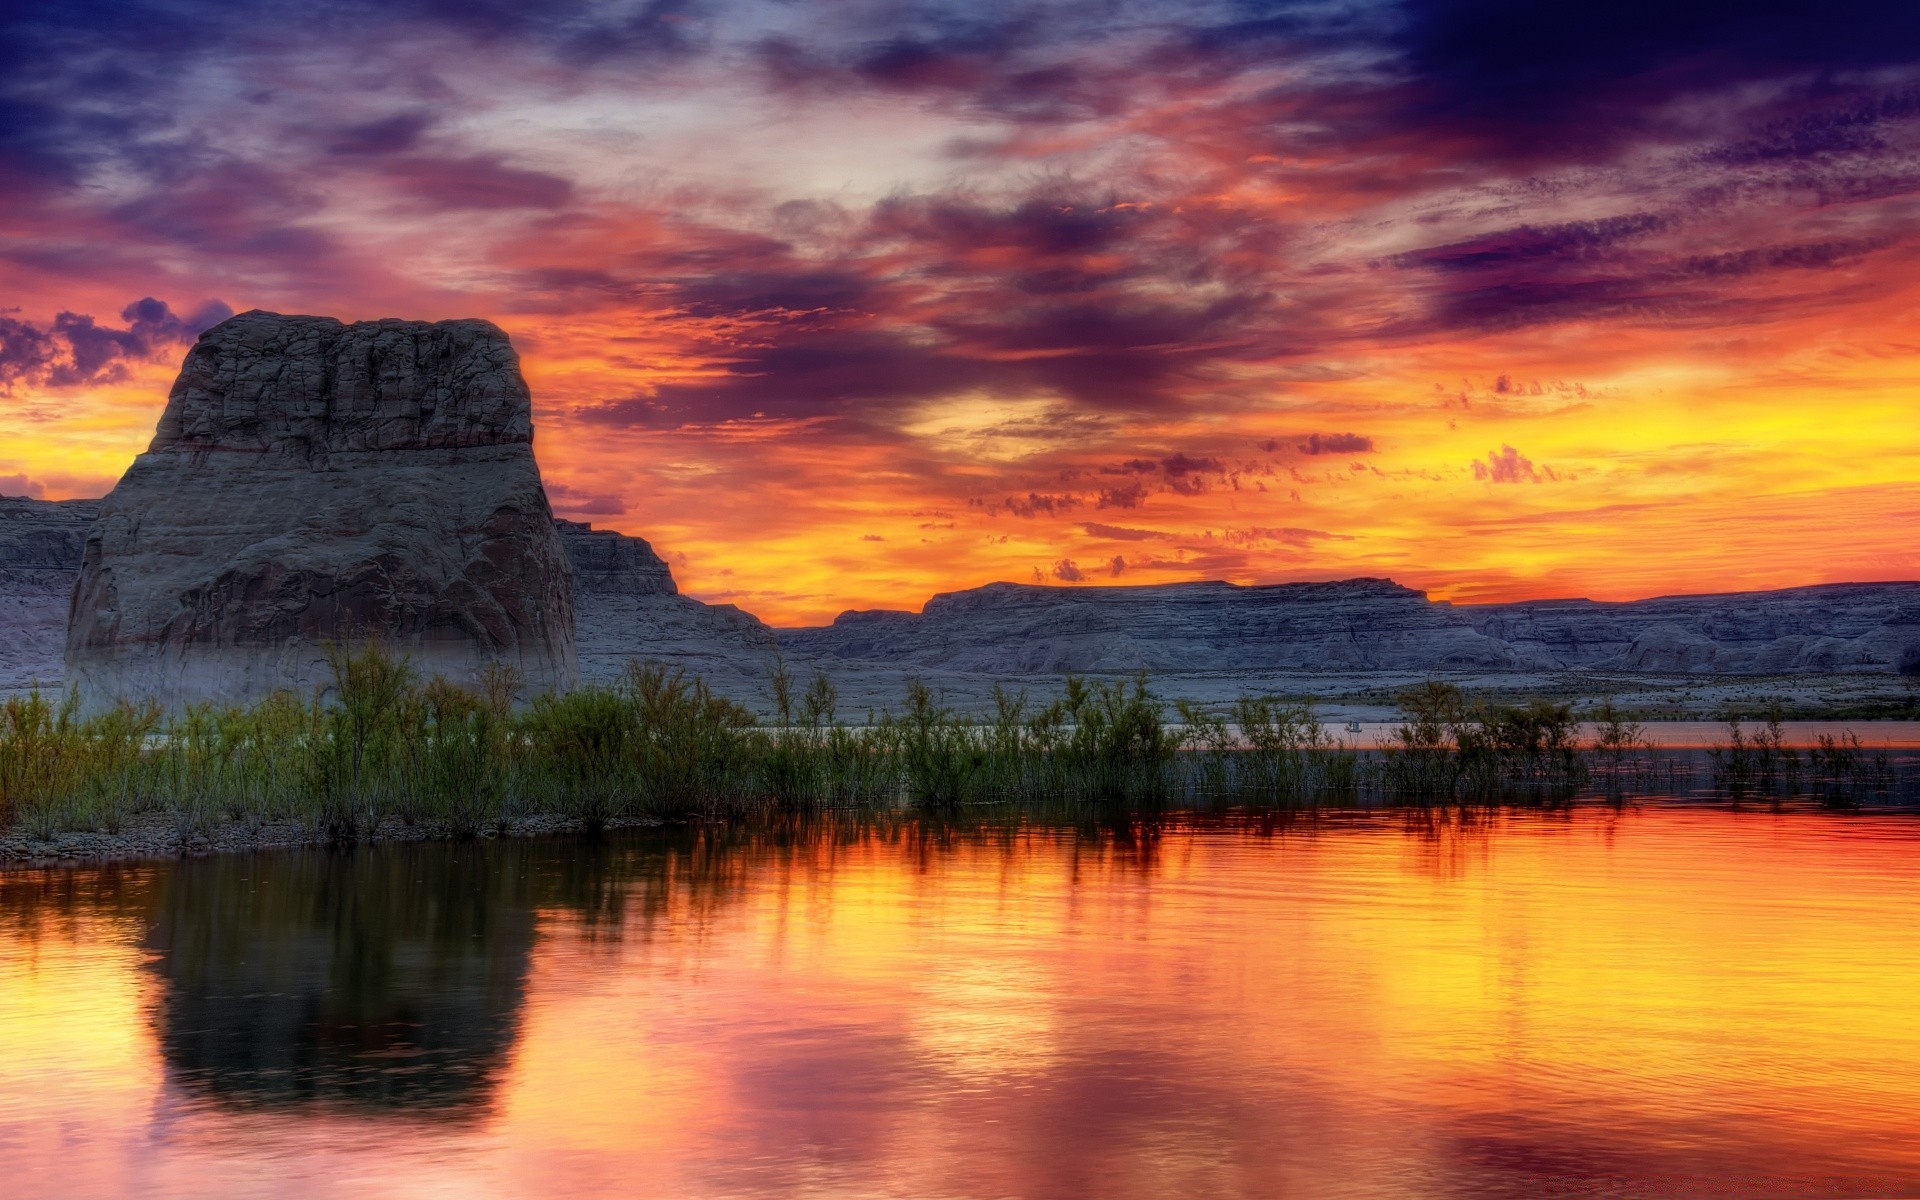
[67,311,578,711]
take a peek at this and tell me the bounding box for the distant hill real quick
[6,495,1917,695]
[779,577,1920,676]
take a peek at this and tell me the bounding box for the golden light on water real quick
[5,810,1916,1197]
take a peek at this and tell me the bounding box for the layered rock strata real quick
[553,519,777,684]
[7,475,1915,706]
[0,496,98,687]
[780,578,1920,676]
[67,311,577,709]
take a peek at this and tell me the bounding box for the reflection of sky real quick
[4,811,1920,1196]
[4,2,1920,622]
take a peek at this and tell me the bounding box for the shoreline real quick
[0,809,669,869]
[9,740,1920,869]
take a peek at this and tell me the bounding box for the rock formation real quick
[1465,584,1920,674]
[553,519,778,686]
[780,578,1920,676]
[780,579,1511,673]
[0,496,98,688]
[28,314,1914,710]
[66,311,577,710]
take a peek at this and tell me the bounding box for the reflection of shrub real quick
[1710,702,1800,796]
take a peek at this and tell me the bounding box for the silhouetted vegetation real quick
[3,651,1915,848]
[1709,701,1896,806]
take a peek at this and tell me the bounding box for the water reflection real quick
[145,844,537,1113]
[2,807,1919,1199]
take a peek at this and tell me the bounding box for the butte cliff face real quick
[0,496,99,687]
[67,311,577,709]
[552,519,777,686]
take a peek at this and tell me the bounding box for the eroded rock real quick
[0,495,98,689]
[552,519,778,687]
[779,578,1920,677]
[66,311,576,709]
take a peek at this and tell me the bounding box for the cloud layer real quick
[3,1,1918,620]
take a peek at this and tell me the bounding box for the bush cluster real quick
[5,653,1909,843]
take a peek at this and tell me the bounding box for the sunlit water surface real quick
[4,806,1920,1199]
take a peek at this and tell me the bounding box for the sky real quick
[2,0,1918,625]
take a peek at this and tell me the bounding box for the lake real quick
[3,804,1919,1198]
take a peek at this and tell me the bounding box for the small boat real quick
[1345,720,1364,734]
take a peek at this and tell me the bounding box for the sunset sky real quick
[3,0,1918,624]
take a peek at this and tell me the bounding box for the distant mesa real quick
[778,577,1920,677]
[66,310,578,710]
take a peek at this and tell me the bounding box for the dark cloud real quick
[763,10,1124,123]
[0,316,59,390]
[1001,492,1080,519]
[1709,89,1920,165]
[327,113,436,157]
[1389,214,1669,274]
[869,194,1140,261]
[1160,452,1221,477]
[1413,278,1680,337]
[1051,558,1084,582]
[1298,432,1374,455]
[376,155,574,211]
[572,191,1283,428]
[1390,0,1920,159]
[1107,554,1126,576]
[855,36,1000,92]
[7,0,1920,445]
[1081,522,1163,541]
[1679,238,1889,278]
[601,329,998,427]
[0,297,230,391]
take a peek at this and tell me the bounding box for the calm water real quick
[4,807,1920,1199]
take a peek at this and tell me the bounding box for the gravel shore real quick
[1,809,668,867]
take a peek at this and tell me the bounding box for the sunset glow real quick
[4,2,1919,623]
[7,815,1920,1196]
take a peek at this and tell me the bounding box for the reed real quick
[3,650,1912,847]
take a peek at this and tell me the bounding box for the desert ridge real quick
[0,309,1915,715]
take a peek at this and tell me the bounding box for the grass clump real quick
[5,650,1915,849]
[1378,682,1586,800]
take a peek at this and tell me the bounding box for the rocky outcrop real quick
[8,454,1917,708]
[781,578,1920,676]
[552,519,777,685]
[780,579,1517,673]
[554,519,678,596]
[0,496,98,688]
[5,499,775,699]
[1464,583,1920,673]
[66,311,577,710]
